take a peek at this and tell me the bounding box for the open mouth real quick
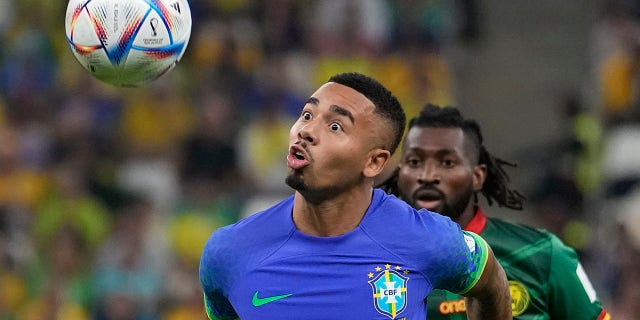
[413,188,444,210]
[293,150,305,160]
[415,188,442,200]
[287,145,309,169]
[289,145,308,160]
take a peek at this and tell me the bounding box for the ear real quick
[473,164,487,192]
[363,148,391,178]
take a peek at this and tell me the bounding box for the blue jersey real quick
[199,189,489,320]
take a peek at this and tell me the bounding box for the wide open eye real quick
[302,111,312,121]
[330,122,342,132]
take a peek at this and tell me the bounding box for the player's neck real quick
[293,187,374,237]
[457,201,478,228]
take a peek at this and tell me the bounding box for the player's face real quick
[396,127,484,221]
[286,82,389,198]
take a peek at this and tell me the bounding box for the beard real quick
[285,173,306,191]
[285,171,351,204]
[434,187,473,221]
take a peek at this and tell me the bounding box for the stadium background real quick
[0,0,639,318]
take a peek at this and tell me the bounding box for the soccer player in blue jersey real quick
[199,72,511,319]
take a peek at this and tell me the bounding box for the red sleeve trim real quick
[464,207,487,234]
[597,309,610,320]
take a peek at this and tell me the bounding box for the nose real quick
[417,163,440,185]
[298,123,316,144]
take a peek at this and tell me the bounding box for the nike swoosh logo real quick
[252,291,293,307]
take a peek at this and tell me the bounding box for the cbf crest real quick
[368,264,409,319]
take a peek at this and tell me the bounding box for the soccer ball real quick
[65,0,192,87]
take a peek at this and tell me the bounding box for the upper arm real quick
[456,231,490,295]
[199,230,239,320]
[461,238,506,298]
[459,232,512,319]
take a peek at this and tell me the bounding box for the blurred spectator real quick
[179,90,241,195]
[521,92,604,253]
[601,124,640,198]
[92,197,166,320]
[237,92,295,195]
[558,93,604,196]
[258,0,307,55]
[20,224,93,320]
[0,126,49,284]
[591,121,640,311]
[0,0,15,38]
[162,209,226,320]
[0,4,57,126]
[309,0,393,56]
[53,73,124,162]
[456,0,482,44]
[173,88,243,263]
[189,18,262,107]
[590,0,640,126]
[117,75,193,215]
[34,161,111,255]
[0,266,27,319]
[531,172,589,251]
[160,256,207,320]
[391,0,457,50]
[306,0,395,94]
[118,75,193,158]
[0,126,49,212]
[608,188,640,319]
[376,49,455,120]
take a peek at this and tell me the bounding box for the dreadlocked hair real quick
[379,104,525,210]
[478,145,525,210]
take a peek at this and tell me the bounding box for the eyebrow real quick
[305,97,355,124]
[331,105,354,124]
[407,147,459,157]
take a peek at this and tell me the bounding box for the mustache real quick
[411,185,445,200]
[297,141,311,157]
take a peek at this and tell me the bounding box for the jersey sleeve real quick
[202,291,239,320]
[455,231,490,295]
[547,234,610,320]
[427,225,490,295]
[199,229,240,320]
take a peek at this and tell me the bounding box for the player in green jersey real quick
[378,104,611,319]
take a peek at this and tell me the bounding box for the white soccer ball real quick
[65,0,192,87]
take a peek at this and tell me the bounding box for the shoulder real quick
[366,190,471,269]
[484,217,581,273]
[368,189,460,228]
[199,195,296,290]
[484,217,558,248]
[486,217,578,256]
[365,190,463,244]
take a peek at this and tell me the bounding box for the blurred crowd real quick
[0,0,638,319]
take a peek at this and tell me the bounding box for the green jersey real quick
[426,209,610,320]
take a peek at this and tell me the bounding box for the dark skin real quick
[396,126,511,319]
[287,83,511,319]
[396,127,486,227]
